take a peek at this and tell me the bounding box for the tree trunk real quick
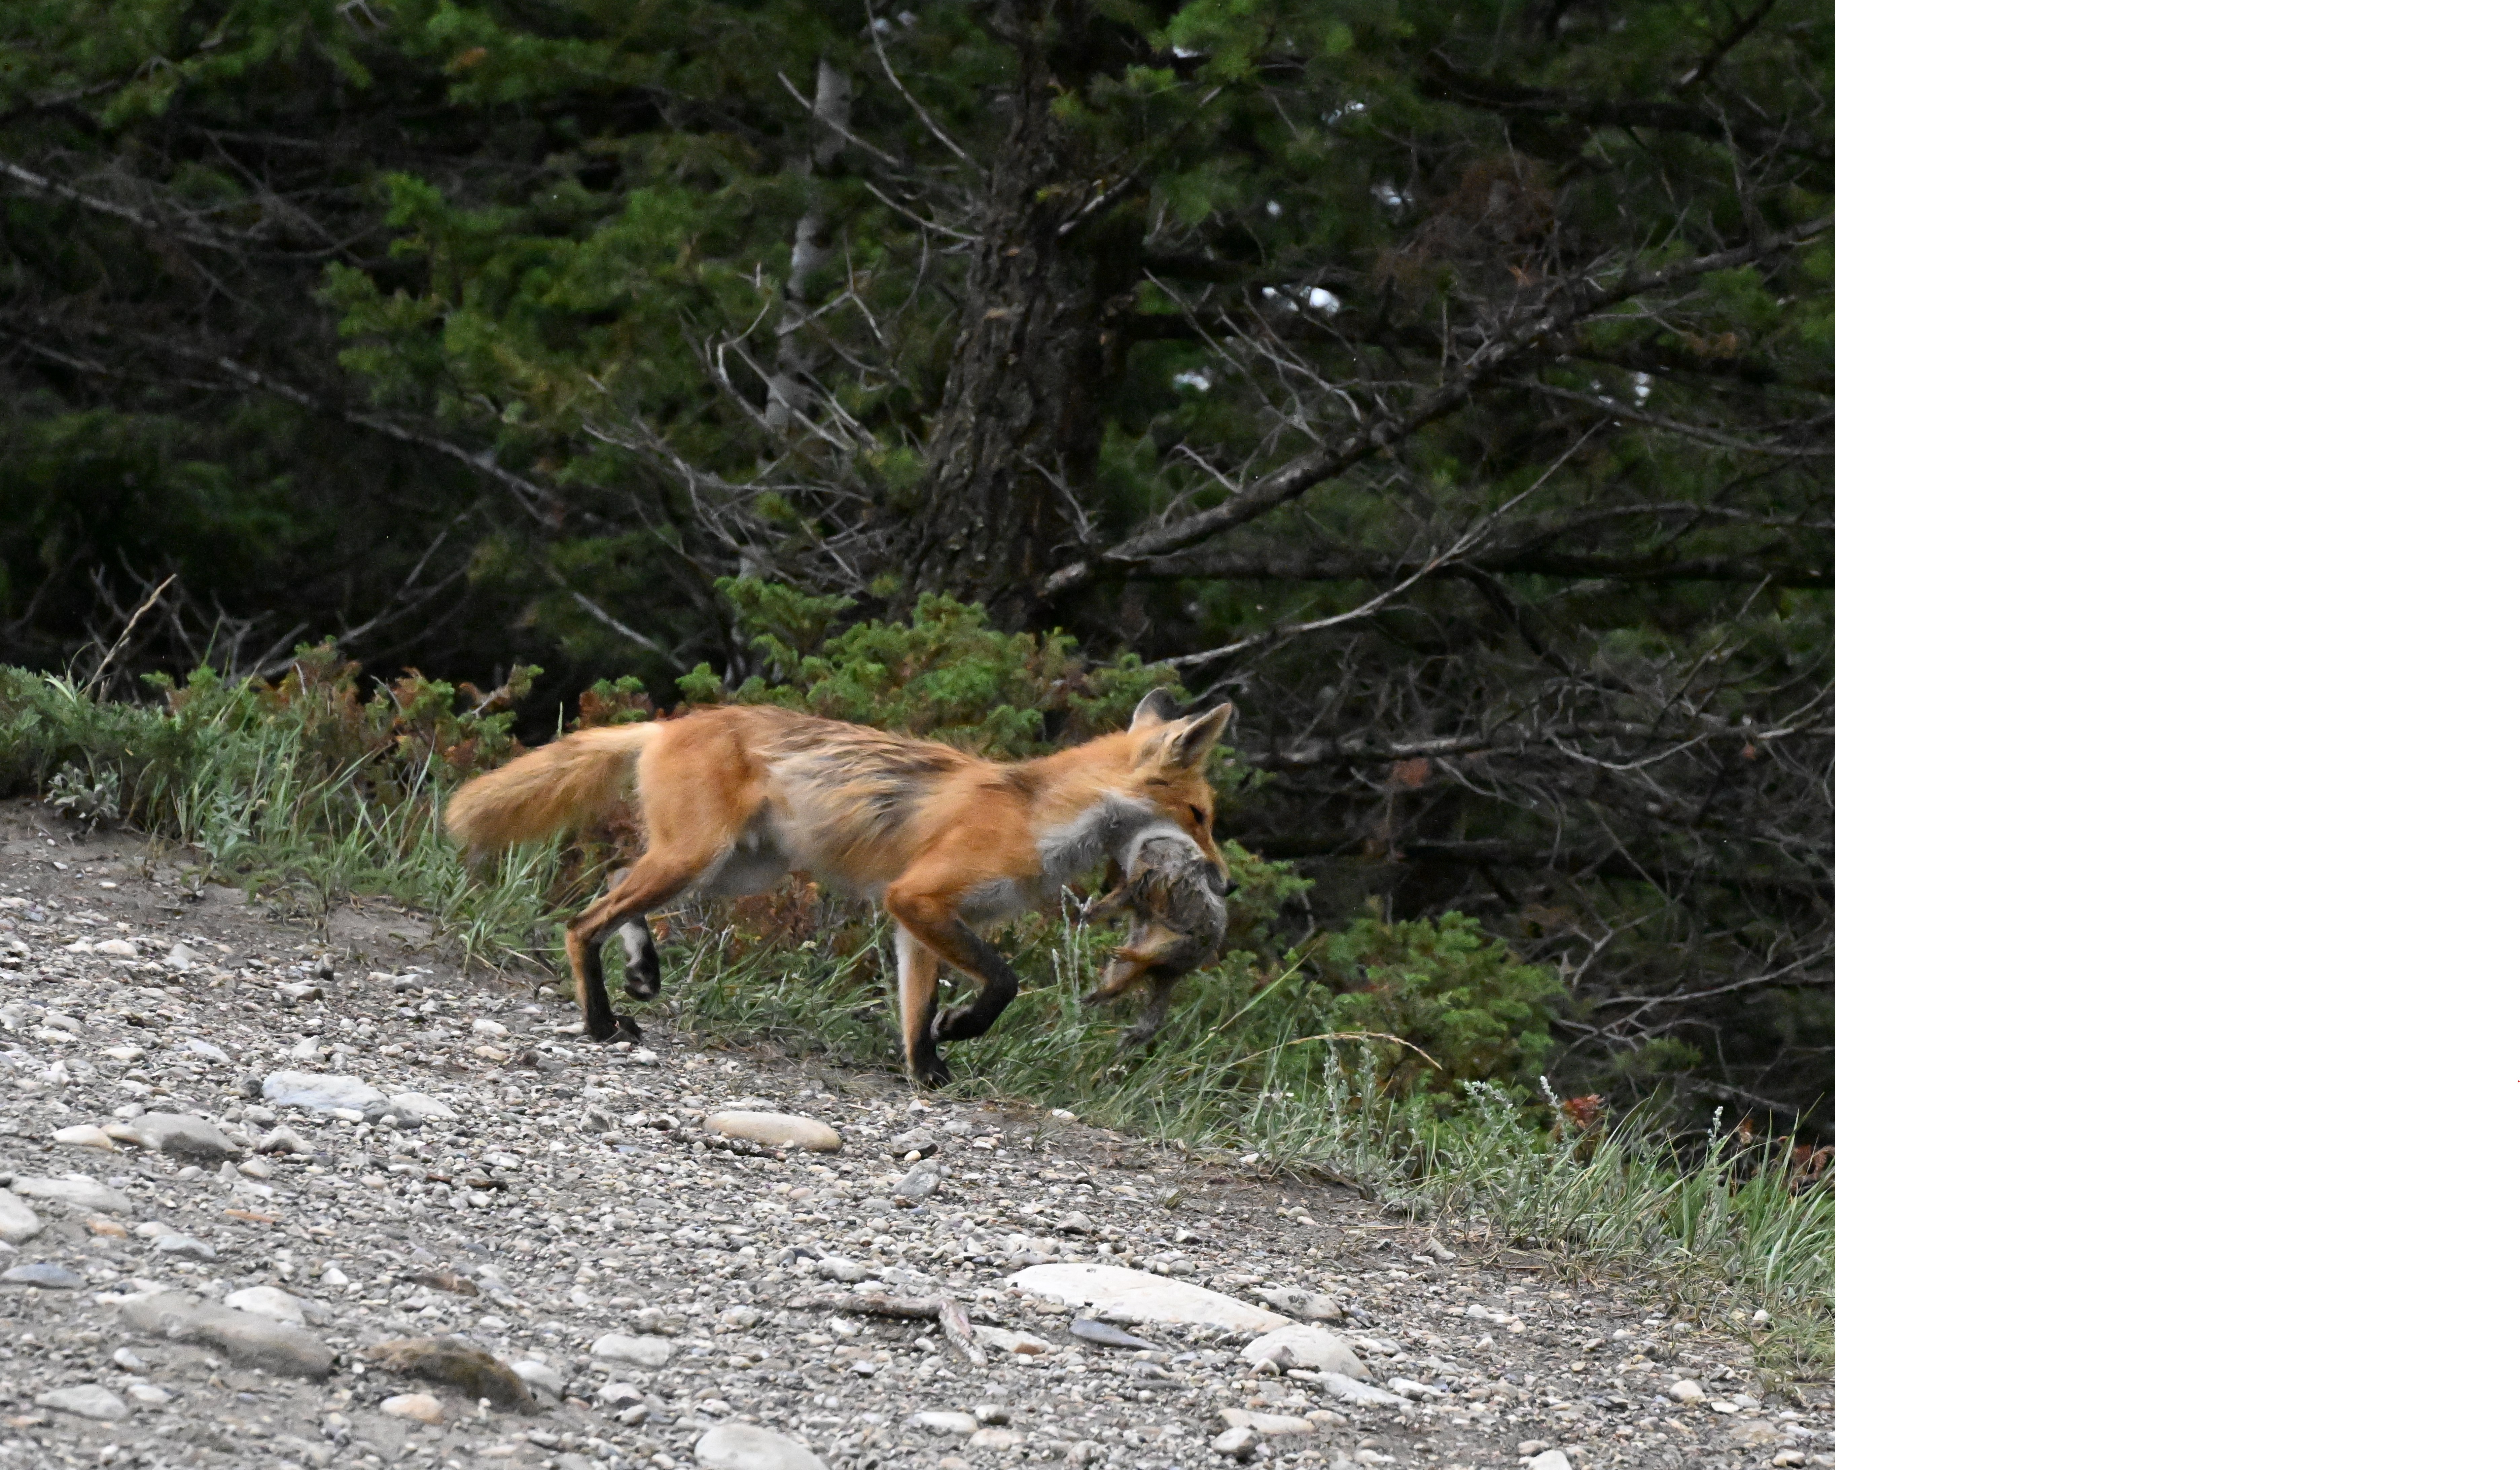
[902,4,1122,626]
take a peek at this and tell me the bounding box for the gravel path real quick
[0,800,1832,1469]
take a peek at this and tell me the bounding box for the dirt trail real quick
[0,800,1831,1469]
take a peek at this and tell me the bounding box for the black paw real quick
[581,1014,643,1044]
[912,1052,953,1088]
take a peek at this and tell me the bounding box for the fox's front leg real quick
[885,882,1025,1064]
[893,930,949,1088]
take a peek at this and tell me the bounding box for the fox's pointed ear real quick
[1155,702,1234,770]
[1129,687,1182,732]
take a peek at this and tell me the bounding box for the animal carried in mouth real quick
[1080,824,1230,1050]
[441,688,1235,1085]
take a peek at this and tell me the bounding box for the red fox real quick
[441,689,1233,1084]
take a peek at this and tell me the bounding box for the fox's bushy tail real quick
[443,723,658,853]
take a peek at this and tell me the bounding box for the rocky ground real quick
[0,799,1832,1469]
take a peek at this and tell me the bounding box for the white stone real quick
[1008,1264,1290,1336]
[0,1193,40,1244]
[381,1392,445,1424]
[10,1175,133,1214]
[35,1385,128,1420]
[509,1358,565,1397]
[1528,1454,1572,1470]
[49,1124,118,1151]
[165,944,200,970]
[1242,1324,1372,1381]
[1671,1379,1706,1402]
[694,1423,830,1470]
[591,1332,674,1367]
[183,1037,229,1063]
[1221,1409,1314,1436]
[910,1410,979,1435]
[385,1091,455,1120]
[126,1382,172,1407]
[259,1072,384,1113]
[223,1286,307,1324]
[1255,1285,1346,1321]
[471,1018,508,1036]
[1212,1426,1258,1459]
[94,939,139,959]
[702,1111,840,1151]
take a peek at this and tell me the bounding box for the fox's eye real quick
[1189,806,1208,827]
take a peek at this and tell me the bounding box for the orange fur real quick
[441,690,1233,1084]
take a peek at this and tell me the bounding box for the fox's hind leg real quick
[894,929,950,1087]
[568,849,715,1043]
[605,871,665,1000]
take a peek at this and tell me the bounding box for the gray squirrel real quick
[1079,826,1230,1049]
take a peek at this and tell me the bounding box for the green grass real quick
[0,665,1833,1368]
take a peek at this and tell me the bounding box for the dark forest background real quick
[0,0,1832,1131]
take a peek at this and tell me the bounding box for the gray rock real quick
[890,1161,942,1201]
[257,1125,313,1155]
[2,1261,83,1289]
[259,1071,385,1113]
[701,1111,839,1151]
[183,1036,229,1063]
[591,1332,674,1367]
[1256,1285,1346,1321]
[134,1112,242,1162]
[166,943,201,971]
[888,1127,943,1155]
[386,1091,455,1120]
[694,1422,830,1470]
[0,1193,44,1244]
[910,1410,978,1435]
[1068,1317,1159,1350]
[975,1403,1011,1425]
[35,1385,128,1421]
[1528,1453,1573,1470]
[152,1232,218,1261]
[1243,1324,1372,1381]
[1008,1264,1291,1336]
[10,1174,133,1214]
[1213,1426,1258,1460]
[1312,1372,1409,1408]
[120,1292,335,1378]
[126,1382,172,1407]
[813,1256,869,1283]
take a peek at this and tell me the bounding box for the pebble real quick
[694,1422,831,1470]
[1213,1425,1258,1460]
[381,1392,446,1424]
[258,1071,386,1113]
[121,1292,337,1378]
[2,1261,83,1289]
[1527,1453,1572,1470]
[911,1410,980,1435]
[970,1427,1023,1450]
[1244,1323,1373,1380]
[0,1193,40,1243]
[127,1382,172,1407]
[1009,1263,1292,1335]
[974,1403,1011,1425]
[133,1111,242,1162]
[165,942,201,969]
[1671,1378,1706,1402]
[34,1385,128,1420]
[49,1124,117,1150]
[591,1332,675,1367]
[93,938,138,958]
[509,1358,564,1398]
[184,1036,229,1063]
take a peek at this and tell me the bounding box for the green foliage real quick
[1311,911,1564,1088]
[696,580,1177,757]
